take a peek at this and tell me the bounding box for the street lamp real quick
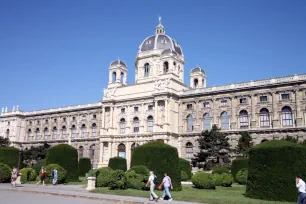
[17,144,23,171]
[89,145,94,177]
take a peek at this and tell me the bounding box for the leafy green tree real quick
[236,132,253,157]
[192,125,231,170]
[0,136,10,147]
[22,143,50,167]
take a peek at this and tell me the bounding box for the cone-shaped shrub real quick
[108,157,127,171]
[78,157,91,177]
[231,157,248,182]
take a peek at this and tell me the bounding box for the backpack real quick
[153,176,158,185]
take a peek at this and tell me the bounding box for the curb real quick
[4,188,144,204]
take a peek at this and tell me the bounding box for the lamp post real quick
[17,144,23,171]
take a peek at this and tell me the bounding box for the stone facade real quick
[1,19,306,168]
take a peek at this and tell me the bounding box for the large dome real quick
[138,18,183,56]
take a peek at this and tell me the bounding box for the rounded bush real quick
[33,159,45,174]
[191,172,215,189]
[96,167,113,187]
[90,167,112,178]
[236,168,248,185]
[181,171,188,181]
[212,167,229,174]
[0,147,19,168]
[108,157,127,171]
[45,164,67,184]
[246,140,306,202]
[20,168,37,184]
[212,173,223,186]
[179,158,192,179]
[125,170,145,190]
[220,173,233,187]
[0,163,12,183]
[128,165,149,177]
[46,144,78,181]
[231,157,248,182]
[78,157,91,177]
[108,169,127,190]
[131,141,182,191]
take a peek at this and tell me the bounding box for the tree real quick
[0,136,10,147]
[192,125,231,170]
[236,132,253,157]
[22,143,50,167]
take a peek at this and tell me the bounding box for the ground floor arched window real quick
[118,143,126,158]
[186,142,194,159]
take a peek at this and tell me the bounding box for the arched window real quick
[5,129,9,138]
[187,114,193,132]
[163,61,169,73]
[120,72,124,84]
[239,110,249,129]
[28,129,32,139]
[112,72,116,83]
[194,78,199,88]
[52,127,57,138]
[92,123,97,136]
[147,116,154,132]
[78,146,84,159]
[221,112,229,130]
[144,63,150,77]
[282,106,293,126]
[44,127,49,137]
[203,113,211,131]
[35,128,40,139]
[131,143,138,157]
[81,124,87,137]
[186,142,193,159]
[260,108,270,127]
[133,117,139,133]
[62,126,67,137]
[118,143,126,158]
[120,118,126,134]
[71,125,77,137]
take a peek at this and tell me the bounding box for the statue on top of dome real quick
[158,15,162,25]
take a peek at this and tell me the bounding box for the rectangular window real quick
[260,96,268,102]
[29,121,32,125]
[72,117,76,121]
[203,102,209,108]
[147,120,153,132]
[93,114,96,119]
[134,107,139,112]
[120,122,126,134]
[281,93,290,100]
[187,104,192,110]
[63,118,66,122]
[221,100,227,106]
[148,105,153,111]
[54,119,57,123]
[121,108,125,113]
[240,98,247,104]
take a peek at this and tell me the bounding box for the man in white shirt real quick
[146,171,158,202]
[296,175,306,204]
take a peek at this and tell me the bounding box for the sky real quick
[0,0,305,112]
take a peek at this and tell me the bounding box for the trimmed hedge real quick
[0,163,12,183]
[20,168,37,184]
[231,157,248,182]
[179,158,192,179]
[108,169,127,190]
[33,159,45,174]
[191,172,215,189]
[126,170,145,190]
[212,167,230,174]
[46,144,78,181]
[108,157,127,171]
[131,141,182,191]
[128,165,149,177]
[45,164,67,184]
[96,168,113,187]
[79,157,91,177]
[0,147,19,168]
[236,168,248,185]
[246,140,306,202]
[181,171,188,181]
[90,167,112,178]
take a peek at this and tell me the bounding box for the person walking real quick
[158,173,173,201]
[146,171,158,202]
[11,168,18,187]
[36,166,46,186]
[52,168,58,185]
[296,175,306,204]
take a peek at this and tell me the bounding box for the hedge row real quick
[79,158,91,177]
[179,158,192,179]
[20,168,37,184]
[108,157,127,172]
[231,157,248,182]
[0,147,19,168]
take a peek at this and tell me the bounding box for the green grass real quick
[93,185,295,204]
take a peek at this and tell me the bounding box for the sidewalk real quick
[0,184,203,204]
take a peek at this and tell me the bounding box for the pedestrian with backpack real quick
[146,171,159,202]
[158,173,173,201]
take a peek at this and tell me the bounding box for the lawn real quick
[93,185,295,204]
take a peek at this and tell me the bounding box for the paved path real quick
[0,184,203,204]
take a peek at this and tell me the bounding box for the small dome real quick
[110,59,127,67]
[190,67,205,74]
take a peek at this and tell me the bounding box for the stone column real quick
[116,70,120,83]
[272,92,280,128]
[194,100,200,131]
[231,97,237,130]
[110,107,113,132]
[154,100,159,130]
[108,141,113,160]
[295,90,303,127]
[126,142,131,169]
[140,104,144,132]
[178,103,183,133]
[109,71,112,84]
[98,139,104,167]
[212,99,218,126]
[123,73,127,85]
[251,94,257,129]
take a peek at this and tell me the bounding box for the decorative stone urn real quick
[86,177,96,191]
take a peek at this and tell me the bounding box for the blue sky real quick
[0,0,305,111]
